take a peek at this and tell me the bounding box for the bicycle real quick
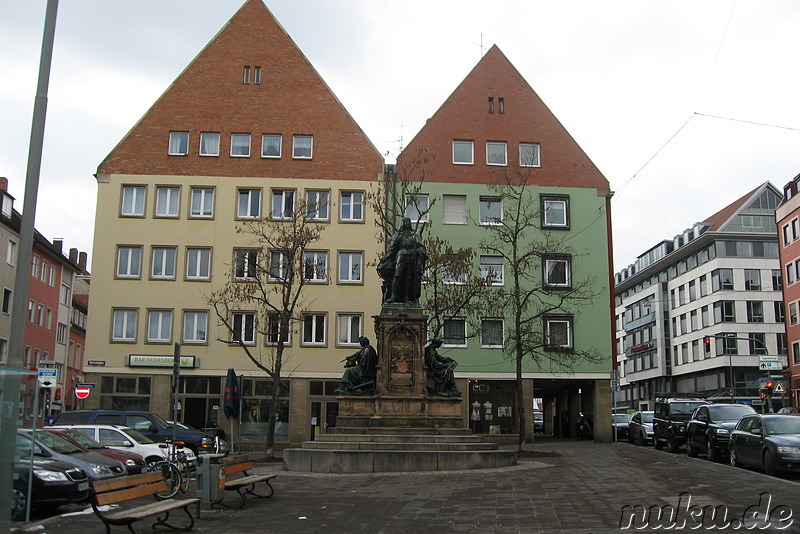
[147,439,192,500]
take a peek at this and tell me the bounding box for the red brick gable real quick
[399,45,608,190]
[98,0,382,181]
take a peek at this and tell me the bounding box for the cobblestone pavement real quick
[12,436,800,533]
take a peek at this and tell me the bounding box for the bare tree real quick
[207,199,325,457]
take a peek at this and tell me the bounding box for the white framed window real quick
[7,239,17,266]
[520,143,540,167]
[292,135,313,159]
[253,66,261,84]
[116,246,142,278]
[56,323,68,345]
[266,313,290,346]
[486,141,507,166]
[232,312,256,345]
[49,266,55,287]
[545,315,573,349]
[155,186,180,218]
[405,194,429,223]
[199,132,220,156]
[337,314,362,346]
[230,133,251,157]
[168,131,189,155]
[269,251,288,281]
[542,196,569,229]
[443,318,467,347]
[305,190,329,221]
[112,308,137,342]
[36,304,44,326]
[186,248,211,280]
[271,189,295,220]
[544,256,571,288]
[237,188,261,219]
[261,134,282,158]
[303,251,328,283]
[31,255,39,278]
[40,260,47,282]
[338,251,362,283]
[27,300,34,323]
[234,249,258,281]
[121,185,146,217]
[60,283,70,306]
[442,195,467,225]
[443,256,466,285]
[151,247,177,280]
[302,313,326,346]
[452,140,474,164]
[479,196,502,225]
[481,318,504,348]
[480,256,504,285]
[45,307,52,329]
[183,310,208,343]
[243,66,251,83]
[2,288,11,314]
[340,191,363,222]
[190,187,214,218]
[147,309,173,343]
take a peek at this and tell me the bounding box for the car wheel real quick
[730,446,742,468]
[628,431,635,444]
[654,434,663,450]
[706,437,720,463]
[764,450,779,477]
[11,482,27,522]
[687,437,698,457]
[667,434,680,453]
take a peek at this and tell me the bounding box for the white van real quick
[48,424,197,466]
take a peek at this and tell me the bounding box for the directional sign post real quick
[759,361,782,371]
[37,368,57,388]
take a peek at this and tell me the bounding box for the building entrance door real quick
[310,401,339,440]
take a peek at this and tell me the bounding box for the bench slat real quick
[225,474,276,489]
[92,472,163,494]
[95,480,166,506]
[102,498,200,522]
[224,462,254,476]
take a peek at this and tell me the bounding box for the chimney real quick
[53,239,63,253]
[78,252,87,272]
[69,248,79,263]
[0,177,7,192]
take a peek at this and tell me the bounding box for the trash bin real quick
[196,455,226,503]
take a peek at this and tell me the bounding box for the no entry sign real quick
[75,386,92,399]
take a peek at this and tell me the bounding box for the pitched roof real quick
[702,182,769,232]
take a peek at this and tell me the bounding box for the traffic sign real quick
[37,368,57,387]
[75,386,91,399]
[774,383,786,394]
[759,362,781,370]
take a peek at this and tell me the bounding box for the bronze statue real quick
[377,217,428,305]
[424,338,460,397]
[336,336,378,395]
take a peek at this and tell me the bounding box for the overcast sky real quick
[2,1,799,272]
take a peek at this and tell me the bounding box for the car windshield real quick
[122,428,156,444]
[29,431,84,454]
[639,412,654,423]
[61,430,103,449]
[613,414,632,423]
[707,404,754,421]
[150,413,171,430]
[534,413,543,420]
[765,417,800,435]
[670,402,704,416]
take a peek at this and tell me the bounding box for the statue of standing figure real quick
[377,217,428,305]
[336,336,378,396]
[424,339,460,397]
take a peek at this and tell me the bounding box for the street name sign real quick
[758,355,780,362]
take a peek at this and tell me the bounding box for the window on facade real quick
[716,333,737,355]
[784,225,792,246]
[305,190,329,221]
[486,141,507,166]
[519,143,541,167]
[337,314,361,346]
[791,302,798,325]
[688,280,696,301]
[480,318,504,347]
[302,313,326,345]
[199,132,220,156]
[774,301,785,323]
[234,249,258,281]
[168,131,189,155]
[183,310,208,343]
[699,274,708,297]
[230,133,251,157]
[480,256,504,285]
[60,283,70,306]
[442,195,467,224]
[744,269,761,290]
[254,66,262,83]
[544,315,573,350]
[746,301,764,323]
[479,196,502,225]
[186,248,211,280]
[268,251,288,281]
[2,288,11,314]
[452,140,474,164]
[40,260,48,282]
[112,309,137,342]
[147,310,172,343]
[262,134,281,158]
[340,191,363,222]
[544,256,571,288]
[488,97,494,113]
[243,66,251,83]
[151,247,177,279]
[121,185,146,217]
[711,268,734,291]
[116,246,142,278]
[442,255,466,284]
[338,251,362,283]
[303,251,328,282]
[272,190,295,220]
[749,333,767,355]
[498,97,504,113]
[155,186,180,218]
[49,266,55,287]
[772,269,783,290]
[7,239,17,266]
[404,194,429,223]
[713,301,736,323]
[31,255,39,279]
[292,135,313,159]
[443,318,467,347]
[237,188,261,218]
[232,312,256,345]
[541,196,569,229]
[266,314,290,345]
[190,187,214,218]
[787,263,796,285]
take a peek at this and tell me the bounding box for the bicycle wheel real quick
[154,462,182,500]
[178,462,191,493]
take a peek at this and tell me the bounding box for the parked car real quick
[627,411,654,445]
[168,420,226,440]
[533,411,544,433]
[17,429,126,481]
[49,410,227,456]
[729,414,800,477]
[12,452,90,521]
[612,413,632,440]
[686,403,755,462]
[48,424,197,467]
[777,407,800,415]
[653,394,709,452]
[47,427,146,474]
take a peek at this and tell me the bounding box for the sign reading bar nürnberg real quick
[127,355,197,368]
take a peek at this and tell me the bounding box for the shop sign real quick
[127,354,197,368]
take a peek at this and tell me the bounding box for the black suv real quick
[49,410,226,456]
[685,403,755,462]
[653,394,709,453]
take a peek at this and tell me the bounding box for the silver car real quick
[627,411,654,445]
[17,429,126,481]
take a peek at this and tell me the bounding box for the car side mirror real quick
[697,414,708,422]
[752,428,762,436]
[34,445,49,457]
[149,424,158,433]
[121,440,133,447]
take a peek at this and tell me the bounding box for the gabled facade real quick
[775,174,800,408]
[614,182,787,411]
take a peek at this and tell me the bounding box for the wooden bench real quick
[91,471,200,533]
[211,454,277,509]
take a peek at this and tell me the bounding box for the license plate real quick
[78,482,89,491]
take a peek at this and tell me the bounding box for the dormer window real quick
[1,193,12,219]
